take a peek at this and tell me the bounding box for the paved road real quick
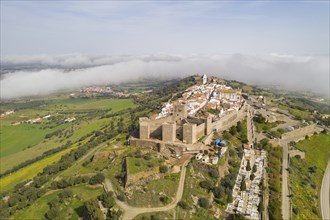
[321,160,330,220]
[281,140,291,220]
[104,160,189,220]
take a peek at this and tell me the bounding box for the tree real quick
[246,160,251,171]
[229,126,237,135]
[198,197,210,209]
[159,196,170,204]
[208,169,219,179]
[252,164,257,173]
[98,192,115,208]
[46,205,61,220]
[228,213,246,220]
[177,200,190,210]
[240,179,246,191]
[85,199,104,220]
[89,173,105,185]
[236,121,242,132]
[58,189,73,202]
[199,180,214,192]
[212,186,225,198]
[117,194,125,201]
[159,165,168,173]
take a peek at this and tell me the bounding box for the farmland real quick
[0,97,136,173]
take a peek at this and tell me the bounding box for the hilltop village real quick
[128,75,269,219]
[130,75,244,148]
[1,75,328,220]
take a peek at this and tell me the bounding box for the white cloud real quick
[1,54,328,99]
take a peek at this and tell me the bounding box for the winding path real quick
[104,160,189,219]
[321,160,330,220]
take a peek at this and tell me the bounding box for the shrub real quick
[143,154,152,160]
[198,197,210,209]
[177,200,190,210]
[117,194,125,201]
[208,169,219,179]
[159,196,170,204]
[159,165,168,173]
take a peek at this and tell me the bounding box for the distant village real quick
[78,86,129,97]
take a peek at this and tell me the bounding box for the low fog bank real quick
[1,54,329,99]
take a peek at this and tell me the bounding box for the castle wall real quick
[139,116,171,139]
[281,124,316,140]
[139,123,150,139]
[186,117,204,125]
[129,139,159,151]
[212,102,247,132]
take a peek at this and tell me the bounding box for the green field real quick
[14,184,103,220]
[289,133,330,219]
[39,97,136,112]
[0,123,69,158]
[0,143,79,192]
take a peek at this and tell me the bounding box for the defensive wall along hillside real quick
[212,102,247,132]
[281,124,318,140]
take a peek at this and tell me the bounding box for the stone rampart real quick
[281,124,316,140]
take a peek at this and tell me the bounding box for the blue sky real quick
[1,1,329,55]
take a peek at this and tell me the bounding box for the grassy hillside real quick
[289,133,330,219]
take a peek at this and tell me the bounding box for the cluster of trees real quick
[44,128,66,139]
[50,176,91,189]
[256,139,282,220]
[223,120,248,144]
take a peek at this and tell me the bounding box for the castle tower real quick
[202,74,207,85]
[173,103,187,122]
[162,122,176,142]
[183,123,197,144]
[139,118,150,139]
[204,115,213,135]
